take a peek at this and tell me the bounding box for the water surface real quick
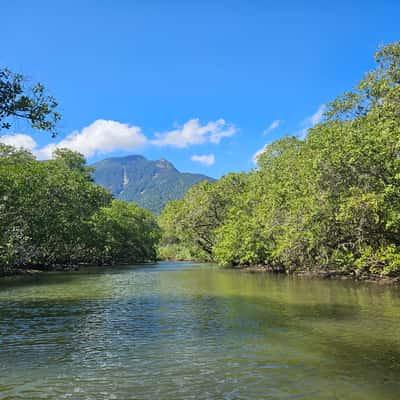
[0,262,400,399]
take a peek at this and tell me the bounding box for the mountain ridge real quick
[92,155,214,213]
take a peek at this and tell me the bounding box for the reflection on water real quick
[0,262,400,399]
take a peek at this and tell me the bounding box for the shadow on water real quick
[250,295,400,374]
[0,263,160,291]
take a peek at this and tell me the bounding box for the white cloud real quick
[191,154,215,166]
[152,118,236,148]
[0,134,37,151]
[298,104,325,139]
[263,119,282,135]
[252,105,326,164]
[37,119,147,159]
[307,104,325,126]
[252,143,269,165]
[1,117,235,160]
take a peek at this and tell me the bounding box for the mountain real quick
[92,155,215,213]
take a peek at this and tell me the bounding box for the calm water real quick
[0,262,400,400]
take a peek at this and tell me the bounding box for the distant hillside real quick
[92,155,214,213]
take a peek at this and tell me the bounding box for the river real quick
[0,262,399,399]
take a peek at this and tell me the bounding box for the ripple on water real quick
[1,263,400,399]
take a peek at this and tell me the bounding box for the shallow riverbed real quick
[0,262,399,399]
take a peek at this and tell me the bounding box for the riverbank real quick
[235,264,400,285]
[3,261,400,285]
[0,268,43,277]
[0,260,161,278]
[0,265,80,278]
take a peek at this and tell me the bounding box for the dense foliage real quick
[90,200,161,264]
[159,42,400,277]
[0,145,161,273]
[92,155,214,214]
[0,68,60,135]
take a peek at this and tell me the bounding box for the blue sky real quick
[1,0,399,177]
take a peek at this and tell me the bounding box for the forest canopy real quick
[0,144,160,273]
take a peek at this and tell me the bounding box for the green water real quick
[0,262,400,400]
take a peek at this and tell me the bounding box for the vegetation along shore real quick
[2,43,400,283]
[158,42,400,282]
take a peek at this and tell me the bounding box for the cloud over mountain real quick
[1,118,236,160]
